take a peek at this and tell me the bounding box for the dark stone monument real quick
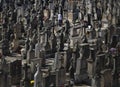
[2,38,10,56]
[100,69,113,87]
[74,43,89,84]
[56,56,66,87]
[24,38,30,59]
[27,41,35,64]
[20,63,30,87]
[87,47,96,79]
[34,63,42,87]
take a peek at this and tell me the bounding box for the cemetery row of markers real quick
[0,0,120,87]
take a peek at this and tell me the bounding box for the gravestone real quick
[112,54,120,87]
[94,53,106,75]
[93,53,106,87]
[75,57,88,83]
[74,43,89,83]
[100,69,113,87]
[20,63,30,87]
[60,52,67,68]
[27,41,35,64]
[50,32,57,53]
[96,6,102,21]
[24,38,30,59]
[59,31,64,51]
[69,53,75,80]
[13,22,22,39]
[65,20,70,35]
[66,46,72,72]
[11,34,19,52]
[31,31,38,49]
[44,30,51,52]
[53,52,61,71]
[9,59,22,85]
[34,63,42,87]
[56,57,66,87]
[0,56,7,87]
[41,68,50,87]
[93,7,97,21]
[87,47,95,79]
[111,35,118,48]
[35,41,40,58]
[86,2,92,25]
[112,14,116,25]
[102,13,108,28]
[116,27,120,36]
[68,12,73,23]
[2,38,10,56]
[56,66,66,87]
[91,28,96,39]
[39,47,46,67]
[70,26,78,37]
